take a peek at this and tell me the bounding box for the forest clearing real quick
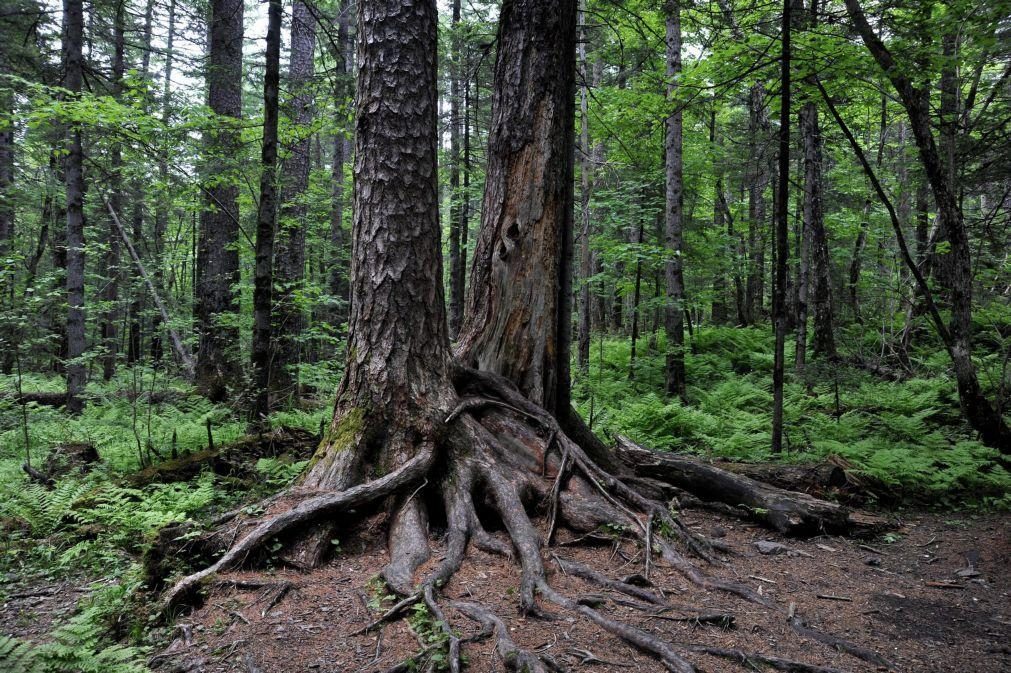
[1,0,1010,671]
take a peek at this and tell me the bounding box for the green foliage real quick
[573,327,1011,506]
[0,585,148,673]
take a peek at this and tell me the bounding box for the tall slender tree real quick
[771,0,793,453]
[194,0,243,401]
[63,0,86,414]
[250,0,282,423]
[838,0,1011,451]
[271,0,317,407]
[447,0,465,338]
[663,0,687,401]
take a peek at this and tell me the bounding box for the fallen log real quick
[718,461,848,494]
[613,435,886,536]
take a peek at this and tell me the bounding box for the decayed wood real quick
[614,435,879,535]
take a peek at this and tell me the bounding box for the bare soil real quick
[3,509,1009,672]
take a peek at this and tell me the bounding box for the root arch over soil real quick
[161,364,890,673]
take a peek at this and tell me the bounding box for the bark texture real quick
[800,100,836,361]
[250,0,282,424]
[195,0,243,401]
[63,0,86,415]
[270,0,316,407]
[455,0,577,417]
[304,0,451,492]
[663,0,687,400]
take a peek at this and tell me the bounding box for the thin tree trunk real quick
[271,0,317,408]
[745,84,770,324]
[327,1,352,336]
[103,195,194,378]
[101,0,126,381]
[0,82,14,374]
[771,0,792,453]
[843,0,1011,451]
[447,0,464,338]
[250,0,282,424]
[63,0,87,415]
[456,0,577,417]
[629,219,644,380]
[710,107,728,325]
[195,0,243,401]
[150,0,176,364]
[663,0,687,401]
[801,97,836,360]
[576,0,592,373]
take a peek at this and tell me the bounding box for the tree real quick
[455,0,577,417]
[771,0,792,453]
[271,0,317,407]
[194,0,243,401]
[100,0,126,382]
[63,0,86,415]
[843,0,1011,452]
[663,0,687,401]
[250,0,282,423]
[447,0,465,338]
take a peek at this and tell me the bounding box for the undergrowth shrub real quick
[574,326,1011,507]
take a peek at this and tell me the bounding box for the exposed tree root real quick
[160,367,891,672]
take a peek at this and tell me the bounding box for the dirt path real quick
[4,510,1009,672]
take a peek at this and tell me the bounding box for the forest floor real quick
[7,507,1006,673]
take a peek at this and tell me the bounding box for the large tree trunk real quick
[663,0,688,401]
[305,0,451,493]
[63,0,87,415]
[844,0,1011,452]
[455,0,577,417]
[195,0,243,401]
[771,0,792,453]
[270,0,317,408]
[250,0,282,424]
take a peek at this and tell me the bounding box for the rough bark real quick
[271,0,317,408]
[195,0,243,401]
[455,0,577,417]
[663,0,688,401]
[614,436,871,535]
[843,0,1011,452]
[250,0,282,424]
[576,0,592,372]
[63,0,86,415]
[800,100,836,360]
[304,0,451,492]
